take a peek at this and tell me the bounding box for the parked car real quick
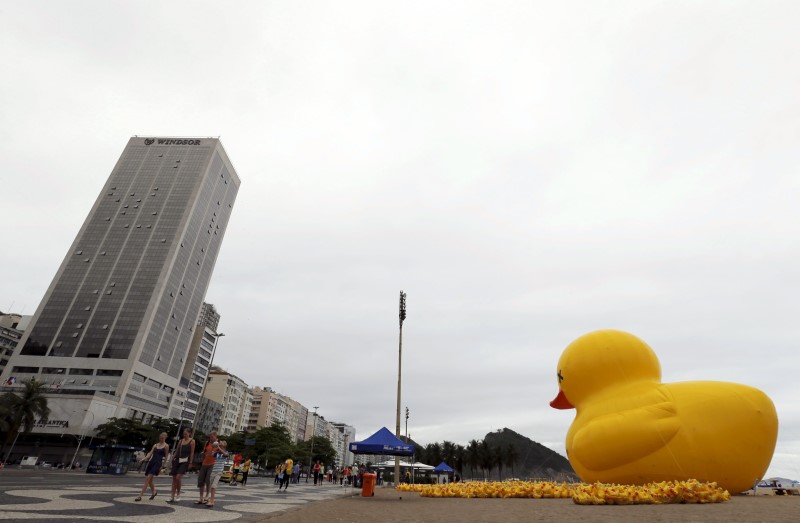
[220,463,243,483]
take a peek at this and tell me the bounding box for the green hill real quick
[484,428,576,481]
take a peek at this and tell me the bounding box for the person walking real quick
[136,432,170,501]
[230,453,242,486]
[313,460,321,485]
[291,461,300,484]
[205,440,229,509]
[167,427,195,503]
[196,431,219,505]
[279,456,293,490]
[240,458,251,486]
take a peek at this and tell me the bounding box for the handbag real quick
[174,441,187,464]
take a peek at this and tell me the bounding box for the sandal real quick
[207,504,214,508]
[135,496,142,502]
[149,492,158,500]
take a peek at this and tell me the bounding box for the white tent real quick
[373,460,434,470]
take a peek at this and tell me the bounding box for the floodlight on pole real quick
[395,291,406,485]
[405,407,409,440]
[307,406,318,483]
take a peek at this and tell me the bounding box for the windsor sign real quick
[144,138,203,146]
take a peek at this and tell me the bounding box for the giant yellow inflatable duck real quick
[551,330,778,493]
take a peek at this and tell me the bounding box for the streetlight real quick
[306,406,318,483]
[341,432,348,469]
[69,409,95,470]
[406,406,413,484]
[395,291,407,485]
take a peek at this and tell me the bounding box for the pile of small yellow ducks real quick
[395,479,730,504]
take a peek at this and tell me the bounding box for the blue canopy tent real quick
[349,427,415,456]
[433,462,453,473]
[433,461,454,483]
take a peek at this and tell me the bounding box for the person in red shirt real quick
[313,460,321,485]
[230,454,243,486]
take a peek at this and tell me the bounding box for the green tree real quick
[95,417,151,446]
[504,443,519,478]
[1,380,51,460]
[244,422,294,471]
[467,439,480,479]
[479,439,493,479]
[454,444,466,478]
[494,445,504,480]
[148,417,182,446]
[424,442,442,466]
[220,430,248,453]
[441,440,456,466]
[294,435,337,469]
[0,394,13,433]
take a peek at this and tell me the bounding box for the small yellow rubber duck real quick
[551,329,778,493]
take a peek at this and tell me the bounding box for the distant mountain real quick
[484,428,576,481]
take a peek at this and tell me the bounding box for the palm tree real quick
[479,439,493,480]
[1,380,50,461]
[494,445,504,480]
[454,444,466,478]
[467,439,480,479]
[504,444,519,478]
[0,394,12,432]
[441,440,456,466]
[426,442,442,466]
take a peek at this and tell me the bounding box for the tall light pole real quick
[395,291,407,485]
[405,406,412,485]
[341,432,348,468]
[306,406,318,483]
[69,409,95,470]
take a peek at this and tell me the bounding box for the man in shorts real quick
[206,441,228,508]
[196,431,218,505]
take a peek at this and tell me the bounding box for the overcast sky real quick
[2,1,798,480]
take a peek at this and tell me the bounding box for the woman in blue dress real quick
[136,432,170,501]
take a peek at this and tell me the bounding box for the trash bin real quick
[362,473,376,497]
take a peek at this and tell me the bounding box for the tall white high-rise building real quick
[1,137,240,436]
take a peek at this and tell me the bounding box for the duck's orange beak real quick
[550,389,574,409]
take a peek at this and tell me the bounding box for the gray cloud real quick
[2,0,798,479]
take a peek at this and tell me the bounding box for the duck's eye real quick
[557,370,564,383]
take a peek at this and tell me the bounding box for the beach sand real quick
[260,486,800,523]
